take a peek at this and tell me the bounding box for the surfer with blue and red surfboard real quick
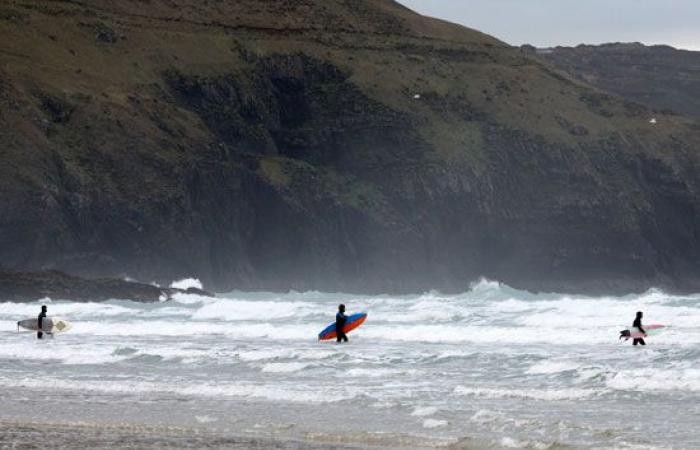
[318,305,367,342]
[336,304,349,343]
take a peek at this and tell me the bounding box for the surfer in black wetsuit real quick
[633,311,646,346]
[336,304,348,343]
[37,305,47,340]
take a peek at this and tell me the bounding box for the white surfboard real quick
[17,317,73,333]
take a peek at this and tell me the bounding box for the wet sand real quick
[0,421,378,450]
[0,386,452,450]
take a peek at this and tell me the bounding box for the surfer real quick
[336,304,348,343]
[37,305,47,339]
[632,311,646,346]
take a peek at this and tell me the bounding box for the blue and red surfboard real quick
[318,313,368,341]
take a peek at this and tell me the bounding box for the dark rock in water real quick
[1,2,700,295]
[183,286,213,297]
[0,270,213,302]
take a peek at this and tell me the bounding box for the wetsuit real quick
[37,310,46,340]
[633,316,646,346]
[336,311,348,343]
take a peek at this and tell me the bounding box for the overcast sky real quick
[398,0,700,50]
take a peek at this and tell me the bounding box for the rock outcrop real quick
[0,269,212,302]
[533,43,700,117]
[1,1,700,294]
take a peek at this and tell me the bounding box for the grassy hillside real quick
[534,43,700,118]
[1,0,700,293]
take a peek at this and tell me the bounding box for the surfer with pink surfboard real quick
[619,311,666,344]
[631,311,647,346]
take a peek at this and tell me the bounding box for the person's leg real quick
[633,338,639,346]
[639,338,646,346]
[37,331,43,340]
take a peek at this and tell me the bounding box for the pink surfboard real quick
[624,324,666,339]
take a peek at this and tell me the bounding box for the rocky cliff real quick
[2,1,700,294]
[534,43,700,117]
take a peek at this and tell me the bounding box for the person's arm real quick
[634,318,646,335]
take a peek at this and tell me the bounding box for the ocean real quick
[1,280,698,449]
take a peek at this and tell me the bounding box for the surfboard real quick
[622,324,666,339]
[17,317,73,333]
[318,313,367,341]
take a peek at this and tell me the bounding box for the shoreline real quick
[0,420,419,450]
[0,384,453,450]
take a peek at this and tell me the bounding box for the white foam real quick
[500,437,551,450]
[0,337,214,365]
[361,324,604,345]
[70,320,312,339]
[237,348,293,361]
[170,278,203,290]
[0,302,135,320]
[192,299,316,321]
[195,415,218,423]
[469,278,504,293]
[261,362,309,373]
[606,368,700,392]
[411,406,438,417]
[526,360,581,375]
[295,349,335,360]
[422,419,447,429]
[491,298,535,312]
[0,340,126,365]
[346,368,416,378]
[469,409,505,425]
[170,292,215,304]
[454,386,599,401]
[0,376,353,403]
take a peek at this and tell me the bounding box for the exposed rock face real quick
[1,1,700,294]
[0,269,212,303]
[533,43,700,117]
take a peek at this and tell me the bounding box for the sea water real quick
[0,280,699,449]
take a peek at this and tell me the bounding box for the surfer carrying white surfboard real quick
[632,311,647,346]
[37,305,47,340]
